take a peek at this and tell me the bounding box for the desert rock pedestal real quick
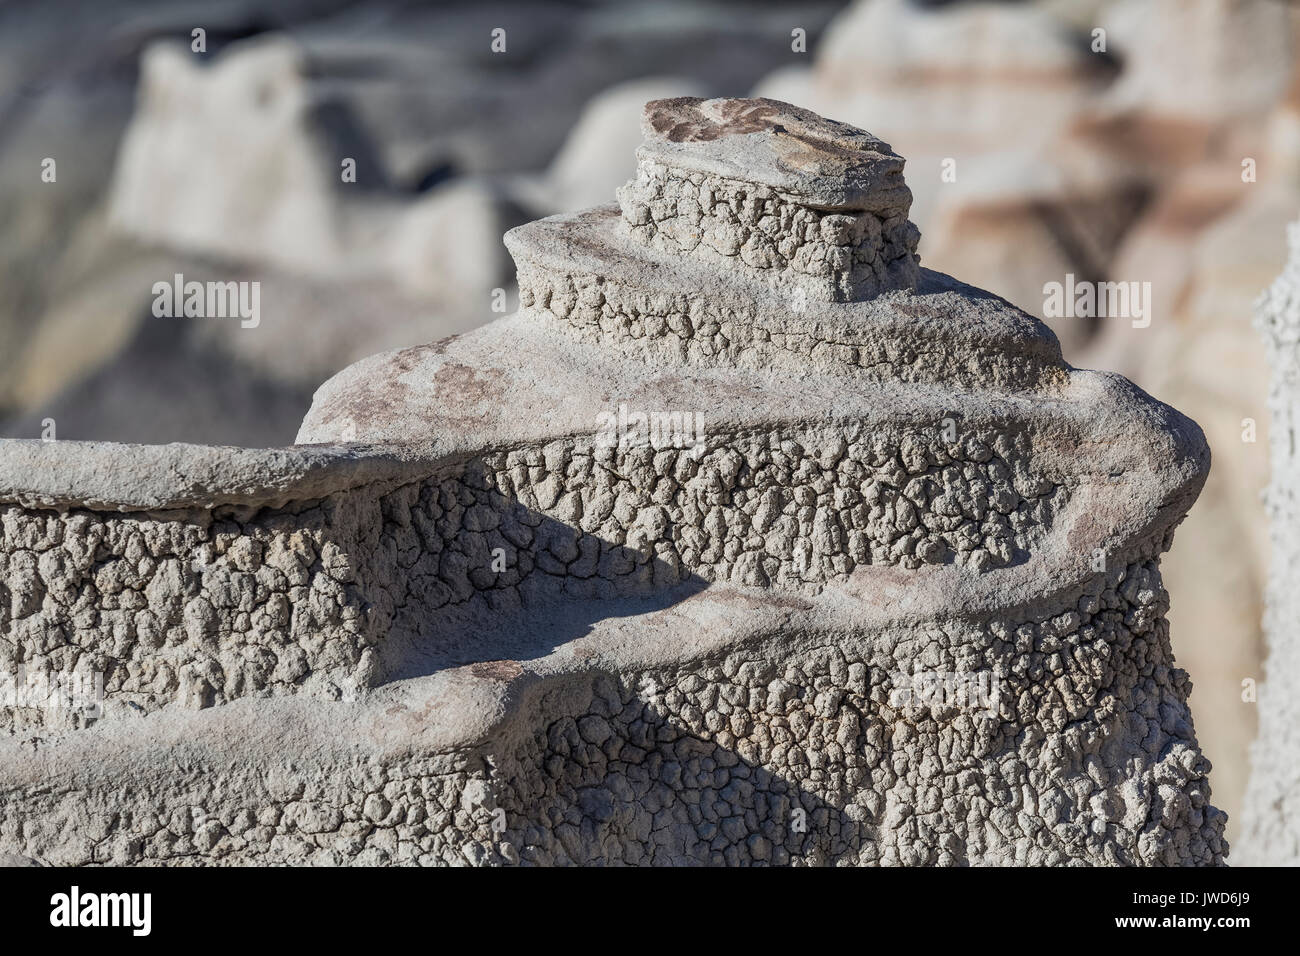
[0,98,1224,866]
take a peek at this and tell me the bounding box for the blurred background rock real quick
[0,0,1288,850]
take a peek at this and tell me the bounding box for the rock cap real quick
[636,96,912,212]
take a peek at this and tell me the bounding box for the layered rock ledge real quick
[0,98,1223,866]
[615,97,920,302]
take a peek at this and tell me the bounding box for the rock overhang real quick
[0,440,459,512]
[294,331,1208,588]
[503,205,1062,372]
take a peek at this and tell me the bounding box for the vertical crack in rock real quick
[0,97,1223,866]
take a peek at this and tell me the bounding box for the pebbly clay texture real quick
[1239,222,1300,865]
[0,98,1224,866]
[615,97,920,302]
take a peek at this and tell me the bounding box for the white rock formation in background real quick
[514,76,707,216]
[0,0,846,450]
[764,0,1103,188]
[0,98,1224,866]
[387,180,520,304]
[108,38,351,274]
[107,35,517,306]
[1099,0,1291,124]
[1079,1,1300,834]
[1238,222,1300,866]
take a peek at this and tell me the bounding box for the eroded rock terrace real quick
[0,96,1222,867]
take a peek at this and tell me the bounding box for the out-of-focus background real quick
[0,0,1288,847]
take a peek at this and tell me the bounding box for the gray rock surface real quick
[0,97,1224,866]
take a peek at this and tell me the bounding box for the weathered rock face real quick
[0,97,1224,866]
[613,97,920,303]
[1238,222,1300,866]
[752,0,1130,358]
[753,1,1300,842]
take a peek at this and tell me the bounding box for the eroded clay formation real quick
[0,98,1224,866]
